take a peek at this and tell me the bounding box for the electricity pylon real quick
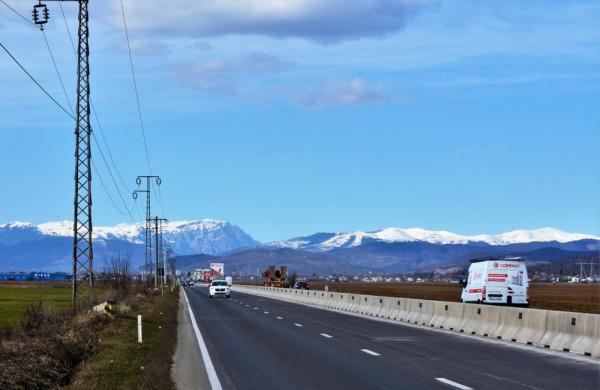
[33,0,94,309]
[133,176,161,282]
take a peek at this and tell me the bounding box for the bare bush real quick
[102,253,132,292]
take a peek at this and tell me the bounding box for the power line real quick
[0,41,75,120]
[92,131,137,223]
[92,159,130,217]
[56,5,143,223]
[0,0,32,25]
[1,2,141,225]
[2,0,154,225]
[119,0,152,175]
[118,0,168,220]
[42,30,74,115]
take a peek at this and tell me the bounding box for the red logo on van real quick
[493,262,499,268]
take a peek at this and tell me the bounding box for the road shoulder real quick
[172,288,211,390]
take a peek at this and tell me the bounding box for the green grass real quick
[0,285,71,331]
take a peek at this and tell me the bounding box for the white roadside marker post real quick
[138,315,143,343]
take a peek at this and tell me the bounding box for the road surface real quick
[183,287,599,390]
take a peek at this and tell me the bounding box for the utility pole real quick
[153,216,168,289]
[33,0,94,309]
[133,175,161,283]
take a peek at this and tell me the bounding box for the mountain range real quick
[0,220,597,274]
[0,220,257,272]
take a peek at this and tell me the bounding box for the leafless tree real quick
[102,253,132,291]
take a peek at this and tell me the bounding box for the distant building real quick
[0,272,71,281]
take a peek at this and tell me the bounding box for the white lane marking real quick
[253,307,258,310]
[294,323,303,327]
[263,311,269,314]
[320,333,333,338]
[361,349,380,356]
[435,378,473,390]
[276,316,283,320]
[245,304,250,307]
[181,288,223,390]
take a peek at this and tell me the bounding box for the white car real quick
[209,280,231,298]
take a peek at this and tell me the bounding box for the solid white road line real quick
[320,333,333,338]
[361,349,381,356]
[276,316,283,320]
[294,323,303,327]
[182,288,223,390]
[435,378,473,390]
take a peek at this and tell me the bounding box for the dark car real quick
[294,281,310,290]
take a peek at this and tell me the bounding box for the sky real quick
[0,0,598,242]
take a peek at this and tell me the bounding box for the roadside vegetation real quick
[0,255,178,389]
[67,288,178,390]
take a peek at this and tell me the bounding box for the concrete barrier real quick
[395,298,412,322]
[348,294,360,313]
[431,302,464,331]
[376,297,395,319]
[458,304,485,335]
[231,285,599,359]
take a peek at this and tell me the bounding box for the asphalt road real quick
[184,287,599,390]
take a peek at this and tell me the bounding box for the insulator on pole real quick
[32,3,49,30]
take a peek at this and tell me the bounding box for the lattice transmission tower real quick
[33,0,94,309]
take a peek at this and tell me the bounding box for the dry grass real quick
[0,302,106,389]
[66,288,178,390]
[304,282,600,314]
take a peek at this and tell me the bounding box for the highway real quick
[183,287,599,390]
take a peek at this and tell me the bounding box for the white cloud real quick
[105,0,437,43]
[294,78,391,109]
[168,52,292,93]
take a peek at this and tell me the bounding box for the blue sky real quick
[0,0,598,242]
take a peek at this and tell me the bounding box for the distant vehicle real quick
[225,276,232,286]
[209,280,231,298]
[293,281,310,290]
[459,257,528,306]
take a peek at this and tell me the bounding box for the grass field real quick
[299,282,600,314]
[0,283,72,331]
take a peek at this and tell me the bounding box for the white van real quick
[460,257,528,306]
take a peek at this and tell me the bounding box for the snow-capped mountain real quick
[268,227,599,251]
[0,219,259,271]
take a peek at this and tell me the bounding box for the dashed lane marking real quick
[435,378,473,390]
[320,333,333,338]
[276,316,283,320]
[294,323,303,327]
[361,349,380,356]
